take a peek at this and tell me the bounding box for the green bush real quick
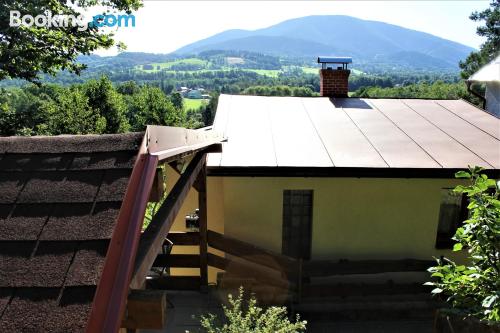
[426,167,500,322]
[199,287,307,333]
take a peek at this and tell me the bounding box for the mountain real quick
[175,15,474,69]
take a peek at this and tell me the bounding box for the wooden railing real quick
[207,230,298,291]
[147,231,203,290]
[302,258,435,278]
[150,229,434,299]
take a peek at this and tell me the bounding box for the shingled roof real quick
[0,132,143,332]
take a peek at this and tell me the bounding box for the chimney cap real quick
[317,56,352,64]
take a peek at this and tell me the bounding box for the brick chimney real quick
[317,57,352,97]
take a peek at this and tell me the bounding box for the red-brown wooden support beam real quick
[131,150,208,289]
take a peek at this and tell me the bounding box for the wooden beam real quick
[130,151,207,289]
[166,231,200,246]
[147,276,201,290]
[197,162,208,290]
[302,259,435,278]
[152,254,200,268]
[207,230,297,274]
[121,290,166,330]
[208,253,293,290]
[148,169,165,202]
[302,282,431,298]
[168,161,182,176]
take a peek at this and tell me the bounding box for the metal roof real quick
[468,55,500,82]
[207,95,500,170]
[317,56,352,64]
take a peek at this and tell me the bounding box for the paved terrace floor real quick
[141,288,434,333]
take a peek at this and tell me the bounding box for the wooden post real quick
[196,161,208,291]
[121,290,167,330]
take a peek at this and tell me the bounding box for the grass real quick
[245,69,281,78]
[184,98,208,110]
[136,58,209,72]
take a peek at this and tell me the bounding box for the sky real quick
[95,0,490,56]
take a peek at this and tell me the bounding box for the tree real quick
[459,1,500,78]
[0,0,142,83]
[201,94,219,126]
[170,92,184,110]
[129,85,182,131]
[426,167,499,322]
[83,76,129,133]
[44,86,106,135]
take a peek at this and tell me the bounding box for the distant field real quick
[184,98,208,110]
[136,58,209,72]
[245,69,281,77]
[133,57,364,78]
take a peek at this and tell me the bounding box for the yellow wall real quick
[162,168,466,283]
[164,166,224,283]
[219,177,465,262]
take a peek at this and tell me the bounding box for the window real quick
[282,190,313,260]
[435,189,468,249]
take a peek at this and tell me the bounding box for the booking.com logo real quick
[9,10,135,31]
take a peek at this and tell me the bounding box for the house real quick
[177,86,189,97]
[167,57,500,296]
[467,55,500,117]
[187,89,203,99]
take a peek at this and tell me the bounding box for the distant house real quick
[187,89,203,99]
[468,55,500,117]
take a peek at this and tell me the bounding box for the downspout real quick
[466,80,486,109]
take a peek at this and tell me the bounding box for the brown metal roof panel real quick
[206,95,232,168]
[220,95,277,167]
[40,202,121,241]
[340,99,441,168]
[404,99,500,168]
[212,94,232,135]
[369,99,490,168]
[0,204,52,241]
[436,100,500,140]
[302,98,388,168]
[268,97,333,167]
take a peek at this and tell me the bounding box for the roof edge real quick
[0,132,144,154]
[207,166,500,179]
